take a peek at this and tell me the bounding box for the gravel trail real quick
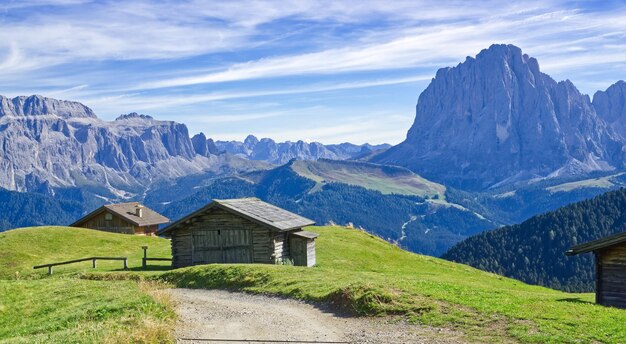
[167,288,467,344]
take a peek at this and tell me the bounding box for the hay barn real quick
[159,198,318,268]
[71,202,169,236]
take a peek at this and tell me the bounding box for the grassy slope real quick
[0,226,171,278]
[290,159,446,198]
[162,226,626,343]
[546,172,625,193]
[0,227,174,343]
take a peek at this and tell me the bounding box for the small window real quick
[104,213,113,221]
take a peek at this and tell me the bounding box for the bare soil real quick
[167,288,468,344]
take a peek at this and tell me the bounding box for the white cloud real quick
[131,4,626,90]
[79,75,429,112]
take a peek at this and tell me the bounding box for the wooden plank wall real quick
[172,228,192,268]
[273,232,290,263]
[598,242,626,309]
[77,211,136,235]
[170,208,274,267]
[306,240,316,267]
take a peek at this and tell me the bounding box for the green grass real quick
[161,226,626,343]
[290,159,446,198]
[0,226,172,278]
[546,172,625,193]
[0,227,174,343]
[3,225,626,343]
[0,278,173,343]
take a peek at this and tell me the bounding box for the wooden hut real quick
[71,202,169,236]
[158,198,318,268]
[567,232,626,308]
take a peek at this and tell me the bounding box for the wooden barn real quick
[71,202,169,236]
[567,232,626,308]
[158,198,318,268]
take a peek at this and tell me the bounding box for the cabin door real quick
[289,236,307,266]
[192,229,252,264]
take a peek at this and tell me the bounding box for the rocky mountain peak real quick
[115,112,154,121]
[244,134,260,146]
[0,95,97,119]
[373,44,623,190]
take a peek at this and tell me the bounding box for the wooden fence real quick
[33,257,128,275]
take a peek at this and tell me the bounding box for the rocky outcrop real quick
[0,96,262,198]
[215,135,390,164]
[373,44,625,190]
[192,133,220,157]
[594,81,626,138]
[0,95,96,118]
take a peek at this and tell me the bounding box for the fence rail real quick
[141,246,172,270]
[33,256,128,275]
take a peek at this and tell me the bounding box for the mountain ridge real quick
[373,44,626,190]
[213,134,390,164]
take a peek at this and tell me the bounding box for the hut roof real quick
[159,198,315,235]
[71,202,169,227]
[566,231,626,256]
[291,230,320,239]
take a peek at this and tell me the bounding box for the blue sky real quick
[1,1,626,144]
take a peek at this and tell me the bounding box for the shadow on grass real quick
[556,297,594,305]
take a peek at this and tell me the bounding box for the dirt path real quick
[167,288,467,344]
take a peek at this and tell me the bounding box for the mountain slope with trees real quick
[443,188,626,292]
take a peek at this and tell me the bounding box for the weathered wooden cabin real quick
[71,202,169,236]
[158,198,318,268]
[567,232,626,308]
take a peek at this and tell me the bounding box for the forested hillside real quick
[443,188,626,292]
[149,162,494,256]
[0,189,82,231]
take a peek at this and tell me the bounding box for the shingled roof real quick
[71,202,169,227]
[566,231,626,256]
[159,198,315,235]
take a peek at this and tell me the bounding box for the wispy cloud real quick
[84,75,430,111]
[1,0,626,143]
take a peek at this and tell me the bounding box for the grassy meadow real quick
[162,226,626,343]
[0,225,625,343]
[0,227,174,343]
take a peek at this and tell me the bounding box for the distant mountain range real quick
[146,158,493,256]
[3,44,626,274]
[212,135,390,164]
[0,95,387,201]
[373,44,626,190]
[0,95,270,199]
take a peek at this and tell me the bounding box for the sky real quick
[1,1,626,144]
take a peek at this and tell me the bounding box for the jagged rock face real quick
[374,44,624,190]
[214,135,388,164]
[0,95,96,118]
[191,133,220,157]
[594,81,626,138]
[0,96,258,197]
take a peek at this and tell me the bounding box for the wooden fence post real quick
[123,258,128,271]
[92,258,97,269]
[48,266,53,275]
[142,246,148,270]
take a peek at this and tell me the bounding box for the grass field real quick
[290,159,446,198]
[0,227,174,343]
[2,225,626,343]
[161,226,626,343]
[0,226,171,278]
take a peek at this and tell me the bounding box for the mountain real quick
[594,80,626,138]
[373,44,626,190]
[443,188,626,292]
[147,159,493,256]
[0,188,82,231]
[0,95,267,200]
[214,135,390,164]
